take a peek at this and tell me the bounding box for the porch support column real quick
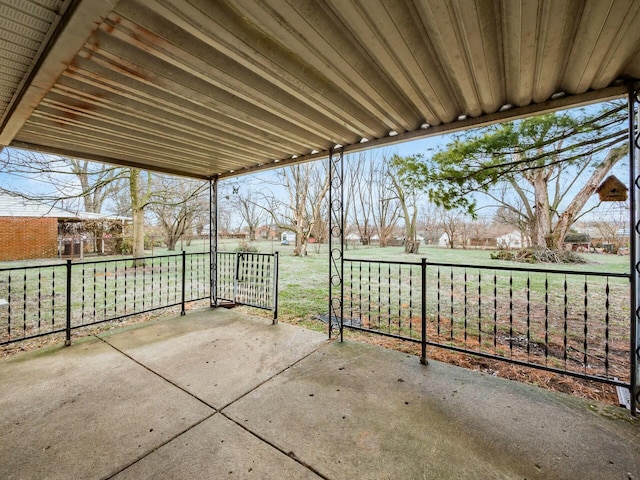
[329,147,344,340]
[629,82,639,415]
[210,176,219,308]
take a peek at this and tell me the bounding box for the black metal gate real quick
[216,251,279,323]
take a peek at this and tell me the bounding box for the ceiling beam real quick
[10,140,211,180]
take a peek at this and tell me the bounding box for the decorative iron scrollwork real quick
[210,177,218,307]
[630,83,640,415]
[328,147,344,340]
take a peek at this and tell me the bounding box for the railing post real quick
[209,176,218,308]
[65,259,72,346]
[273,251,279,324]
[629,81,640,415]
[234,252,241,304]
[180,251,186,316]
[420,257,428,365]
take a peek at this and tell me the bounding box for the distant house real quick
[617,227,631,239]
[496,231,527,250]
[0,193,77,261]
[438,233,453,247]
[0,193,130,261]
[345,233,361,244]
[345,232,378,245]
[220,231,247,239]
[256,224,280,240]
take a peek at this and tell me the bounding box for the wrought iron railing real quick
[343,258,631,388]
[0,252,210,345]
[0,250,278,345]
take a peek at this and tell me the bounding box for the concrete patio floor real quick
[1,308,639,480]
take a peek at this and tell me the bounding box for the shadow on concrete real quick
[1,308,638,479]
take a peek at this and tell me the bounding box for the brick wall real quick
[0,217,58,261]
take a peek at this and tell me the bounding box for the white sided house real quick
[438,233,452,248]
[496,231,529,250]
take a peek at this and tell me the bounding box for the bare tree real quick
[68,159,125,213]
[493,197,532,247]
[267,162,330,256]
[458,220,473,249]
[148,176,208,250]
[468,216,492,249]
[1,149,125,213]
[346,152,377,245]
[309,193,329,246]
[589,204,628,247]
[224,185,265,241]
[439,208,466,249]
[371,161,401,247]
[420,203,442,246]
[389,154,421,254]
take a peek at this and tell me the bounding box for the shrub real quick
[490,250,514,261]
[235,239,258,253]
[118,237,132,254]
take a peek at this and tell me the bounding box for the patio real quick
[1,308,638,480]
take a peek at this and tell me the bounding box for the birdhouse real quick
[596,175,628,202]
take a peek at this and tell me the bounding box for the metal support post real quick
[180,250,186,316]
[420,257,428,365]
[234,252,241,302]
[65,259,72,346]
[328,147,344,340]
[273,251,279,324]
[210,177,219,308]
[629,82,640,415]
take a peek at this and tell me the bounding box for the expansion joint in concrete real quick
[95,335,216,410]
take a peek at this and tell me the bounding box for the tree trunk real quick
[129,168,146,265]
[403,216,420,254]
[389,167,420,255]
[530,170,552,248]
[131,205,145,260]
[404,239,420,254]
[166,234,178,251]
[549,145,627,248]
[294,233,307,256]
